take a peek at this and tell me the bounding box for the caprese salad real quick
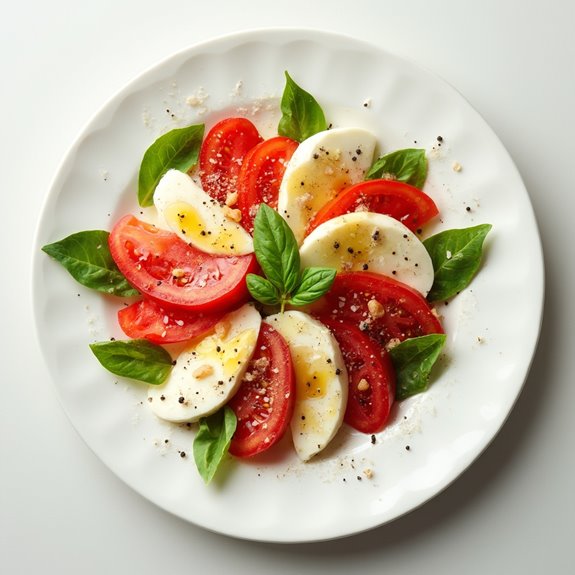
[42,71,491,483]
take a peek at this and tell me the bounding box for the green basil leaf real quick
[246,274,281,306]
[42,230,138,297]
[252,204,300,294]
[289,267,336,306]
[193,407,237,484]
[366,148,428,189]
[389,334,446,400]
[138,124,205,207]
[278,71,327,143]
[89,339,173,385]
[424,224,492,302]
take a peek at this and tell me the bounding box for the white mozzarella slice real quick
[299,212,435,296]
[153,169,253,255]
[265,311,348,462]
[148,304,261,423]
[277,128,376,245]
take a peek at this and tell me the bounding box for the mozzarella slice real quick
[277,128,376,245]
[153,169,253,255]
[148,304,261,423]
[265,311,348,462]
[300,212,435,296]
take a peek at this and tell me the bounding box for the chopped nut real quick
[225,191,238,207]
[193,364,214,379]
[363,468,374,479]
[431,307,442,320]
[452,161,462,172]
[254,356,270,370]
[172,268,185,278]
[385,338,401,351]
[357,378,370,391]
[214,320,230,339]
[223,206,242,222]
[367,298,385,319]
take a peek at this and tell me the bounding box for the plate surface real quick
[32,29,544,542]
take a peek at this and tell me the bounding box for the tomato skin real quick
[199,117,263,204]
[117,298,224,344]
[306,179,439,236]
[236,136,299,233]
[321,318,395,434]
[311,271,443,348]
[108,215,257,312]
[228,323,295,458]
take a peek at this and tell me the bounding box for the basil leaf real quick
[424,224,492,302]
[366,148,428,189]
[289,267,336,306]
[252,204,300,294]
[246,274,281,306]
[138,124,205,207]
[42,230,138,297]
[89,339,173,385]
[193,407,237,484]
[278,71,327,143]
[389,334,446,400]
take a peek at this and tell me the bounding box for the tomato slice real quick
[109,215,257,312]
[321,318,395,434]
[236,136,299,233]
[306,179,439,236]
[228,323,295,458]
[311,271,443,348]
[117,298,224,344]
[199,117,263,204]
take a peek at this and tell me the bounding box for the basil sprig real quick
[89,339,174,385]
[424,224,492,302]
[366,148,428,189]
[278,71,327,143]
[138,124,205,207]
[193,407,237,484]
[42,230,138,297]
[247,204,336,311]
[389,334,446,400]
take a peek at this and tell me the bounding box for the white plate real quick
[32,29,544,543]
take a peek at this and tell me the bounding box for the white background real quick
[2,0,573,572]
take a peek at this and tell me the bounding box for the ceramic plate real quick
[32,29,544,542]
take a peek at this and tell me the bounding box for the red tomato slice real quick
[109,215,257,312]
[199,117,263,204]
[236,136,298,233]
[306,179,439,236]
[117,298,224,344]
[228,323,295,458]
[311,271,443,348]
[321,318,395,434]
